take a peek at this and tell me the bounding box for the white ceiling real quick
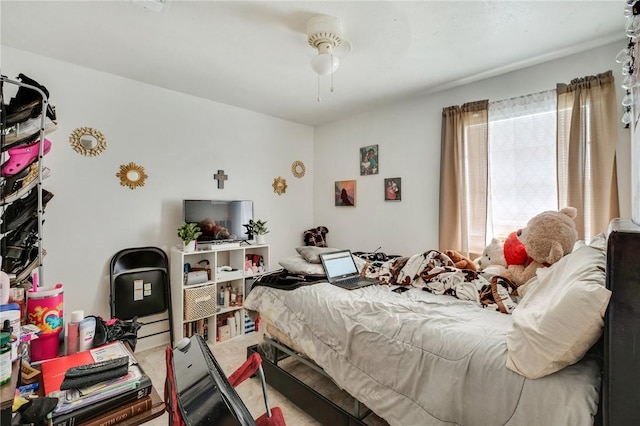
[0,1,626,127]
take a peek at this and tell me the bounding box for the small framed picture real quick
[360,145,379,175]
[384,177,401,201]
[335,180,356,206]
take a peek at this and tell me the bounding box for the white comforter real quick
[245,283,600,426]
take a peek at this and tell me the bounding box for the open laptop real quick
[319,249,379,290]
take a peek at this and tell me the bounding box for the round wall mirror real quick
[116,162,148,190]
[80,135,98,150]
[272,176,287,195]
[69,127,107,156]
[291,160,306,178]
[127,170,141,182]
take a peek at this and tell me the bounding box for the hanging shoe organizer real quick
[1,74,55,290]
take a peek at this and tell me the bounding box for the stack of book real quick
[40,340,153,426]
[183,317,208,340]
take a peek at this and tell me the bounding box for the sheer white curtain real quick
[487,90,557,241]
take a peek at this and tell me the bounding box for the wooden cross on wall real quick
[214,169,228,189]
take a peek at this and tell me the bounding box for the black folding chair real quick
[109,246,174,347]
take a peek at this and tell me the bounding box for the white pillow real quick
[279,253,368,277]
[588,232,607,250]
[295,246,341,263]
[505,244,611,379]
[278,255,325,276]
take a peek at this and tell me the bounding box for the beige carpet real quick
[136,330,388,425]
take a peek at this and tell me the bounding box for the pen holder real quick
[27,283,64,361]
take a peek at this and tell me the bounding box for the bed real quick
[243,218,639,426]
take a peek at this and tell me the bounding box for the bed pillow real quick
[278,255,326,276]
[506,244,611,379]
[278,253,368,277]
[296,246,341,263]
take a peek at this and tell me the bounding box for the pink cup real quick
[26,283,64,362]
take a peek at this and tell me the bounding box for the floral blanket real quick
[360,249,519,314]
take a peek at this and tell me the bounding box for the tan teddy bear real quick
[503,207,578,287]
[444,249,477,271]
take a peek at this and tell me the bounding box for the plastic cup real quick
[27,284,64,362]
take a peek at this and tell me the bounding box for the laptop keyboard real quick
[340,276,365,287]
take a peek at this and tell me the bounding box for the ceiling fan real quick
[306,14,351,101]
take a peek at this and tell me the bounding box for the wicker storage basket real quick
[184,285,218,321]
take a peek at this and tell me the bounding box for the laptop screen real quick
[321,250,358,280]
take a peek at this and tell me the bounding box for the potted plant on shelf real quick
[249,219,269,244]
[177,222,202,252]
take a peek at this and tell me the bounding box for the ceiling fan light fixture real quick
[310,43,340,75]
[307,15,343,50]
[307,15,343,75]
[306,14,345,101]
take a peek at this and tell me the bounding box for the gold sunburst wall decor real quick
[116,162,148,190]
[291,160,306,178]
[272,176,287,195]
[69,127,107,156]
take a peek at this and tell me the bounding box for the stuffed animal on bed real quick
[502,207,578,287]
[475,238,507,271]
[504,231,529,267]
[444,250,477,271]
[303,226,329,247]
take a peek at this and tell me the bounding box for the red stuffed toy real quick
[503,231,530,266]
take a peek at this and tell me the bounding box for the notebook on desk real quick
[319,249,379,290]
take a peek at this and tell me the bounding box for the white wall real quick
[2,47,315,349]
[313,41,631,256]
[2,41,631,350]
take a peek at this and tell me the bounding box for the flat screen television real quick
[182,200,253,243]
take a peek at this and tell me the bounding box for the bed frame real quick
[249,218,640,426]
[601,218,640,425]
[248,337,373,425]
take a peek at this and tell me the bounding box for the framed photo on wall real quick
[335,180,356,206]
[360,145,379,175]
[384,177,401,201]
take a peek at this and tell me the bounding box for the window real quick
[440,71,618,256]
[485,90,557,243]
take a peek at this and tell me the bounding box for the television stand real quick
[197,241,241,250]
[170,243,270,345]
